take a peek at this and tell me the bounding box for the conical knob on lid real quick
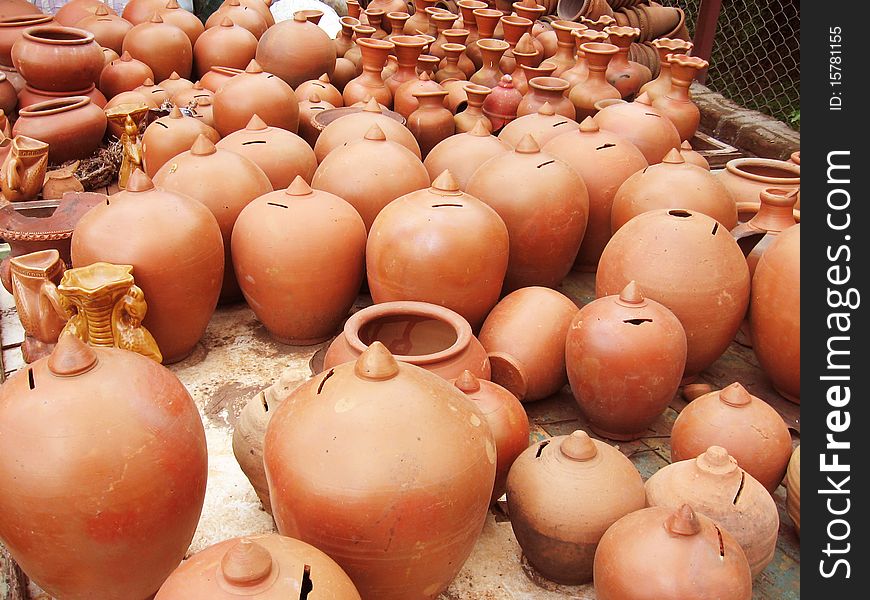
[220,539,273,586]
[245,59,264,74]
[454,370,481,394]
[48,333,98,377]
[125,168,156,192]
[284,175,314,197]
[664,504,702,536]
[190,133,217,156]
[514,133,540,154]
[245,114,269,131]
[150,13,164,24]
[468,120,491,137]
[719,382,752,408]
[364,124,387,141]
[363,97,383,113]
[220,16,234,27]
[695,445,739,476]
[615,280,647,307]
[578,116,599,132]
[560,430,598,461]
[661,147,685,165]
[537,102,556,117]
[95,3,110,16]
[168,105,183,119]
[354,341,400,380]
[430,170,462,196]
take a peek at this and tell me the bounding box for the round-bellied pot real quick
[141,105,220,176]
[122,13,192,81]
[74,3,130,54]
[158,0,204,45]
[98,50,154,98]
[296,92,334,147]
[122,0,168,24]
[313,97,420,162]
[786,445,800,535]
[592,91,680,164]
[680,139,709,169]
[603,25,651,99]
[295,74,343,108]
[133,76,170,104]
[256,12,334,88]
[16,81,106,109]
[498,102,580,148]
[204,0,267,38]
[55,0,115,26]
[568,41,620,120]
[715,157,800,208]
[424,120,509,190]
[192,16,257,76]
[212,59,299,136]
[12,96,106,164]
[407,88,454,157]
[11,24,103,91]
[0,13,55,67]
[343,36,395,107]
[199,64,242,91]
[517,75,574,119]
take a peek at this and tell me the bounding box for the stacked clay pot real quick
[12,95,106,163]
[193,16,258,76]
[99,50,154,98]
[213,59,299,136]
[264,342,496,600]
[233,177,366,345]
[786,445,800,535]
[670,382,793,493]
[592,92,681,164]
[645,446,780,577]
[72,170,224,363]
[507,430,646,584]
[467,134,589,291]
[0,334,208,599]
[314,98,421,162]
[142,105,220,176]
[424,120,509,190]
[367,170,509,329]
[256,12,334,87]
[122,13,192,81]
[596,209,750,381]
[498,102,580,148]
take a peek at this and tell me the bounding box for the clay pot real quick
[716,158,800,208]
[612,147,737,232]
[499,102,580,148]
[428,12,458,58]
[296,74,344,108]
[547,19,586,76]
[296,92,334,147]
[314,97,421,161]
[0,67,13,111]
[121,0,167,24]
[372,0,409,32]
[517,76,574,119]
[404,0,436,34]
[236,0,275,27]
[434,41,466,83]
[510,59,555,96]
[133,76,170,104]
[141,106,219,176]
[596,209,750,381]
[638,37,693,102]
[0,334,208,599]
[566,281,686,439]
[559,28,609,91]
[12,96,106,164]
[16,81,106,109]
[159,0,205,45]
[213,59,299,136]
[592,91,681,163]
[652,53,706,140]
[749,224,800,403]
[54,0,112,26]
[7,248,66,362]
[98,50,153,98]
[593,504,753,600]
[731,187,799,276]
[170,80,213,107]
[393,70,445,119]
[408,88,454,157]
[343,37,395,107]
[470,38,509,88]
[453,82,492,132]
[74,3,130,55]
[467,134,588,291]
[193,16,257,76]
[122,14,192,81]
[11,25,103,92]
[568,42,620,120]
[603,26,651,99]
[155,534,361,599]
[646,446,779,577]
[786,445,800,535]
[103,89,157,116]
[199,64,242,92]
[670,382,793,493]
[499,15,539,74]
[71,170,224,363]
[264,342,496,600]
[0,14,54,69]
[205,0,267,39]
[343,23,374,72]
[424,120,508,190]
[367,170,508,328]
[256,12,334,87]
[507,430,646,584]
[482,73,522,131]
[680,139,709,169]
[385,34,427,95]
[157,70,193,98]
[232,177,365,344]
[335,15,359,58]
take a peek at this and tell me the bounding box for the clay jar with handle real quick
[343,37,395,106]
[750,224,800,402]
[566,281,687,440]
[470,38,509,88]
[592,91,681,163]
[731,187,799,276]
[408,88,454,157]
[670,382,793,493]
[322,300,491,380]
[71,170,224,363]
[154,534,361,599]
[74,4,130,55]
[232,177,366,345]
[603,26,651,99]
[478,286,578,401]
[98,50,154,98]
[264,342,496,600]
[596,209,750,382]
[122,13,193,81]
[213,59,299,136]
[452,370,529,503]
[542,117,647,272]
[716,157,800,209]
[0,334,208,600]
[314,97,421,161]
[12,96,106,164]
[787,445,800,535]
[499,102,580,148]
[153,134,272,303]
[645,446,780,578]
[467,134,589,291]
[506,431,646,584]
[611,147,738,232]
[424,120,509,190]
[11,25,104,92]
[193,16,258,76]
[568,41,620,120]
[593,504,753,600]
[517,76,574,119]
[313,124,430,232]
[367,170,509,329]
[141,105,220,176]
[256,12,334,87]
[653,53,707,141]
[9,248,67,362]
[638,37,693,101]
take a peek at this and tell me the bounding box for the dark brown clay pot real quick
[11,25,103,92]
[212,59,299,136]
[343,37,395,107]
[469,38,509,88]
[517,75,574,120]
[256,12,334,87]
[592,91,681,163]
[264,342,496,600]
[154,534,361,599]
[199,64,242,92]
[638,37,693,102]
[0,334,208,599]
[408,88,454,157]
[424,120,508,190]
[314,97,420,162]
[192,16,257,77]
[122,13,193,82]
[322,300,491,380]
[787,446,800,535]
[98,49,154,99]
[482,73,523,131]
[670,382,793,493]
[367,170,509,328]
[593,504,753,600]
[12,96,106,164]
[0,13,54,68]
[498,102,580,148]
[603,26,651,99]
[141,105,220,176]
[568,41,620,120]
[566,281,687,440]
[296,74,344,108]
[232,177,366,344]
[652,53,706,141]
[507,431,646,584]
[74,3,130,54]
[467,134,589,291]
[71,170,224,363]
[205,0,267,39]
[158,0,205,45]
[646,446,779,577]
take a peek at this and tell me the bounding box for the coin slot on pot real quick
[595,143,616,150]
[242,140,268,145]
[27,368,34,390]
[536,160,555,168]
[535,440,550,458]
[732,471,745,505]
[267,202,288,209]
[316,369,335,395]
[431,203,463,208]
[711,222,719,235]
[299,564,313,599]
[668,209,692,218]
[715,525,725,557]
[622,318,652,325]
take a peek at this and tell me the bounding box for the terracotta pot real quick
[212,59,299,136]
[264,342,496,600]
[568,42,620,120]
[11,25,103,92]
[453,81,492,132]
[593,504,753,600]
[159,0,205,45]
[103,90,157,118]
[296,74,344,108]
[15,81,105,110]
[205,0,267,39]
[343,23,374,72]
[393,70,445,118]
[786,445,800,535]
[510,58,555,96]
[592,91,681,163]
[470,38,508,88]
[499,102,579,148]
[132,76,169,104]
[408,88,454,156]
[443,30,475,77]
[193,16,257,77]
[199,64,242,92]
[296,92,333,147]
[314,97,420,161]
[749,224,800,403]
[646,446,779,577]
[652,53,706,140]
[74,3,130,55]
[54,0,112,26]
[467,134,588,291]
[0,62,23,94]
[679,138,709,169]
[596,209,750,381]
[122,14,192,81]
[12,96,105,164]
[8,248,66,362]
[499,15,540,74]
[0,68,13,112]
[335,15,359,57]
[98,49,153,98]
[364,7,389,40]
[428,12,457,58]
[603,26,650,99]
[405,0,437,34]
[385,11,410,40]
[457,1,486,66]
[71,170,224,363]
[732,187,799,276]
[367,170,508,328]
[559,28,609,92]
[0,13,54,67]
[638,37,693,101]
[482,73,523,131]
[343,37,395,107]
[385,34,427,95]
[507,430,646,584]
[141,105,219,176]
[330,57,356,92]
[548,19,586,77]
[235,0,275,27]
[715,157,800,209]
[517,75,574,119]
[0,334,207,599]
[424,119,508,190]
[256,12,334,87]
[121,0,167,25]
[347,0,362,21]
[670,382,793,493]
[157,70,193,97]
[434,41,466,82]
[170,80,212,107]
[371,0,410,33]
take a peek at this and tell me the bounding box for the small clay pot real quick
[385,34,428,95]
[343,37,395,107]
[731,187,799,276]
[212,59,300,136]
[482,74,523,131]
[510,58,555,96]
[192,16,257,77]
[256,12,335,87]
[13,96,106,164]
[11,25,104,92]
[296,92,334,147]
[517,75,574,120]
[74,3,131,54]
[157,70,193,98]
[652,53,707,140]
[314,97,421,162]
[98,50,154,99]
[158,0,205,45]
[638,37,693,102]
[122,13,193,82]
[141,105,220,176]
[199,65,243,92]
[170,80,213,107]
[424,120,509,190]
[453,82,491,132]
[205,0,267,39]
[408,88,454,157]
[559,28,609,91]
[394,70,446,119]
[469,38,509,88]
[592,91,681,163]
[296,74,344,108]
[679,139,709,169]
[547,19,586,77]
[498,102,580,148]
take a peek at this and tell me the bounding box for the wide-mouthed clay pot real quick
[12,95,106,164]
[11,24,103,91]
[715,157,800,209]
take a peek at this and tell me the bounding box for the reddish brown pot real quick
[434,41,466,83]
[646,446,779,577]
[652,53,706,141]
[593,91,681,163]
[0,13,54,67]
[141,105,220,176]
[314,97,421,161]
[750,224,800,403]
[517,76,574,119]
[334,15,359,58]
[470,38,509,88]
[54,0,112,26]
[424,120,509,190]
[394,70,445,119]
[199,64,242,91]
[159,0,205,45]
[11,25,103,91]
[568,41,620,120]
[507,431,646,584]
[593,504,752,600]
[499,102,579,148]
[98,49,154,98]
[104,88,158,112]
[457,1,485,66]
[343,37,395,107]
[232,177,366,344]
[0,335,208,600]
[715,157,800,208]
[543,20,583,77]
[12,96,106,164]
[296,74,343,108]
[638,37,693,101]
[453,82,491,132]
[670,382,793,493]
[313,124,429,231]
[192,16,257,76]
[265,342,496,599]
[510,59,555,96]
[15,82,105,109]
[408,88,454,157]
[205,0,267,38]
[603,26,651,99]
[212,59,299,136]
[499,15,539,74]
[256,12,334,87]
[331,56,357,91]
[482,73,523,131]
[71,170,224,363]
[154,534,361,599]
[596,209,750,381]
[404,0,436,34]
[367,170,509,329]
[74,3,130,54]
[157,70,193,97]
[558,29,608,91]
[170,80,213,107]
[567,280,686,439]
[122,13,192,81]
[467,134,589,291]
[133,76,170,104]
[121,0,167,24]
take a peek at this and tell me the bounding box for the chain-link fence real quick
[659,0,800,129]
